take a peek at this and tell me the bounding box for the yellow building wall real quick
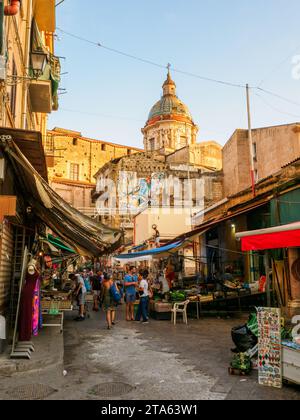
[0,0,56,133]
[46,129,143,184]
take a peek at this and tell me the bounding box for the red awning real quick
[236,222,300,251]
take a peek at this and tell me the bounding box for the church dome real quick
[148,96,192,121]
[146,71,193,123]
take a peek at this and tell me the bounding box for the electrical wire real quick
[256,87,300,108]
[56,27,248,89]
[255,93,300,119]
[60,107,144,122]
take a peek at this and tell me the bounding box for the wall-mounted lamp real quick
[30,50,47,79]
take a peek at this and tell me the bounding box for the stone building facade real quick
[45,127,142,214]
[223,123,300,197]
[93,71,223,242]
[93,152,223,243]
[0,0,59,139]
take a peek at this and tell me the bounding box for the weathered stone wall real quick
[223,130,252,197]
[253,124,300,178]
[45,128,142,211]
[166,142,222,170]
[223,124,300,198]
[47,129,142,183]
[50,181,94,209]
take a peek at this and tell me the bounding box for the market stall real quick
[0,137,123,359]
[236,222,300,386]
[114,238,266,320]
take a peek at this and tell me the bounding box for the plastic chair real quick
[171,300,189,325]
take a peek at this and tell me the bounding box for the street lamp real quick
[30,50,47,79]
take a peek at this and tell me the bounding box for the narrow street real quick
[0,308,299,400]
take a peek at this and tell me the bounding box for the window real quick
[149,138,155,151]
[45,135,54,153]
[254,169,259,183]
[70,163,79,181]
[179,136,187,148]
[72,138,78,146]
[253,143,257,161]
[10,59,17,120]
[101,144,106,151]
[127,149,131,156]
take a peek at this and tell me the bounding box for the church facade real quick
[93,72,223,243]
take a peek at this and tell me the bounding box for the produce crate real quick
[41,300,73,311]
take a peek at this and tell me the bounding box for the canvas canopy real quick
[114,241,184,263]
[236,222,300,251]
[0,136,122,256]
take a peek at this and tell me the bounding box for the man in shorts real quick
[91,271,103,311]
[124,267,138,321]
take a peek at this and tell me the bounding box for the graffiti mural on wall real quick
[118,172,166,213]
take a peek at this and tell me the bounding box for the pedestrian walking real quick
[135,269,150,324]
[74,273,86,321]
[101,273,117,330]
[91,271,103,311]
[124,267,138,321]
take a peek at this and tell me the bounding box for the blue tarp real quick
[115,241,183,260]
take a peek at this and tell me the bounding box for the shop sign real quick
[257,307,282,389]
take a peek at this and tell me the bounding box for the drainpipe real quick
[21,0,32,129]
[4,0,20,16]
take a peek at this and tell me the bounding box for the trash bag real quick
[231,325,258,353]
[247,313,258,337]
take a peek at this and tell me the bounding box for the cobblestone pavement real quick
[0,308,299,400]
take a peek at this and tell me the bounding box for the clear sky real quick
[49,0,300,148]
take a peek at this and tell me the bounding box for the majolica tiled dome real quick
[148,96,193,121]
[147,71,193,122]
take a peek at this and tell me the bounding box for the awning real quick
[114,241,184,262]
[0,127,48,180]
[47,234,76,254]
[236,222,300,251]
[160,199,272,251]
[34,0,56,33]
[0,137,122,257]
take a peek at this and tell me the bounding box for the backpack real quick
[110,282,122,303]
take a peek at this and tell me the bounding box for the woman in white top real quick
[135,269,150,323]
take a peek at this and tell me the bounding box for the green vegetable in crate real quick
[231,353,252,374]
[170,291,186,301]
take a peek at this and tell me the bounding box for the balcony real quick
[29,79,52,113]
[29,19,61,114]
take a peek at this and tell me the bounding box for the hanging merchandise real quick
[18,271,40,342]
[32,277,41,336]
[257,307,282,389]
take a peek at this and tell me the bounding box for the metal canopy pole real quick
[264,251,271,307]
